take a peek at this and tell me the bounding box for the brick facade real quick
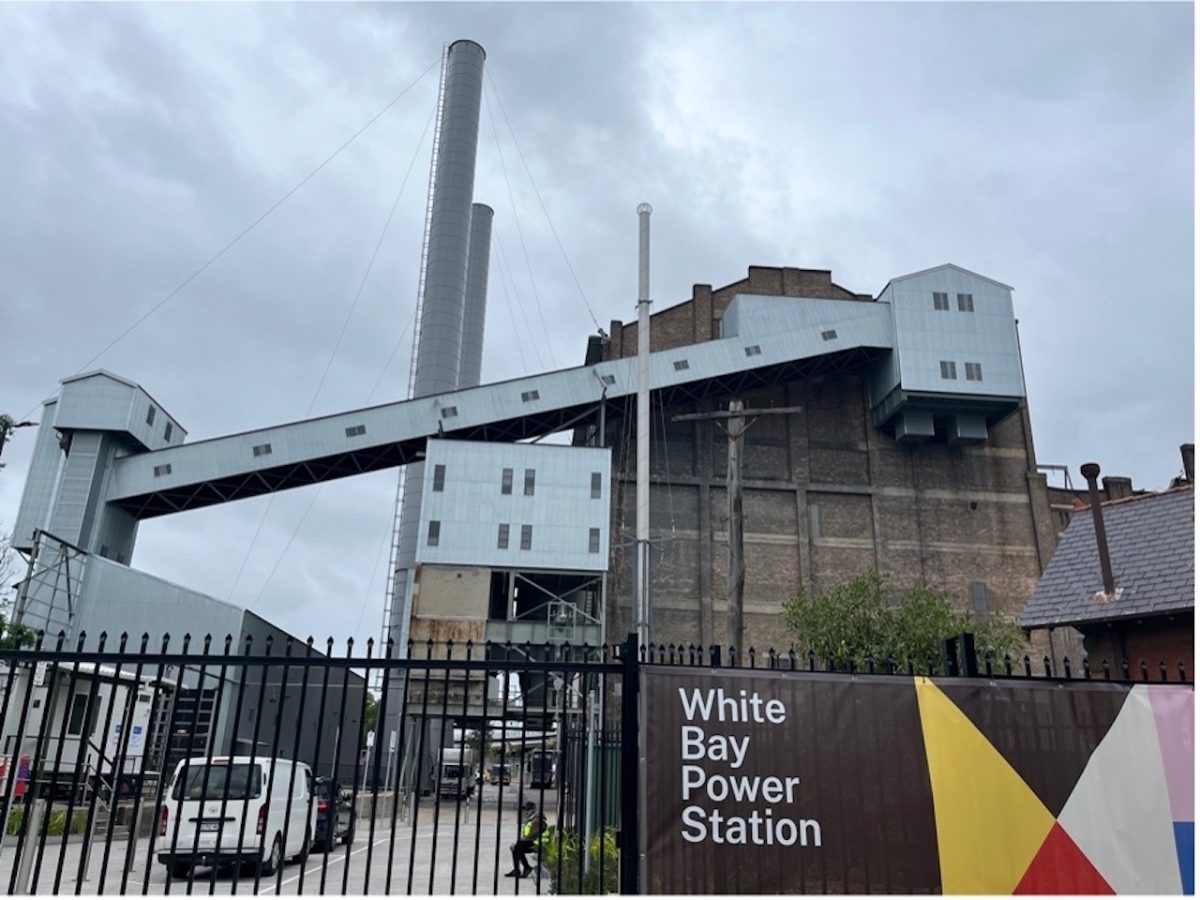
[597,265,1058,652]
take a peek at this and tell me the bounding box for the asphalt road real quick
[0,786,601,895]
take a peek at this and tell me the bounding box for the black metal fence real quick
[0,632,635,896]
[0,630,1189,895]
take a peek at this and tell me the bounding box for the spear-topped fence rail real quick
[0,629,1189,895]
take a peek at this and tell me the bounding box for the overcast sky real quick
[0,2,1193,647]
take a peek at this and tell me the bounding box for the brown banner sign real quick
[640,666,1194,894]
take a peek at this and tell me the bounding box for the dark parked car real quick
[313,778,353,851]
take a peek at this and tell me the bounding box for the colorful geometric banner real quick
[641,667,1194,894]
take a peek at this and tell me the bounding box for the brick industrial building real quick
[589,263,1061,653]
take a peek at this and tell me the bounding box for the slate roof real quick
[1020,487,1194,628]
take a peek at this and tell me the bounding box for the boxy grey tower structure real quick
[390,40,488,654]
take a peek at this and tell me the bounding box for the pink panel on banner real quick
[1149,685,1194,821]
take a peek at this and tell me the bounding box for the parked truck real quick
[437,748,476,800]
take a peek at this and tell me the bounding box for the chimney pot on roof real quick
[1080,462,1116,597]
[1181,444,1194,483]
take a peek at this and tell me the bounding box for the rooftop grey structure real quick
[1020,487,1195,629]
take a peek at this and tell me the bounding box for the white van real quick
[157,757,317,878]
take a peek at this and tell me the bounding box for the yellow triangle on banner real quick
[915,677,1056,895]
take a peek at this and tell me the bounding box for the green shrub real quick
[783,574,1027,673]
[46,809,66,836]
[4,807,90,837]
[539,826,620,894]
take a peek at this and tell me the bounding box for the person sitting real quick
[505,801,546,878]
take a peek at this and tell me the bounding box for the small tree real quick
[783,574,1026,672]
[0,527,34,650]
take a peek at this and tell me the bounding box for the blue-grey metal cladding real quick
[391,40,487,648]
[458,203,493,390]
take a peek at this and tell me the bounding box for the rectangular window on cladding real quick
[440,406,458,419]
[939,361,957,380]
[821,329,838,341]
[501,468,513,495]
[427,520,441,547]
[673,360,690,371]
[591,472,602,499]
[599,374,616,386]
[957,293,975,312]
[521,390,540,402]
[965,362,983,382]
[153,464,172,477]
[146,406,156,427]
[497,523,510,550]
[932,292,949,311]
[164,422,173,442]
[432,464,446,492]
[588,528,601,554]
[744,345,762,357]
[524,468,536,496]
[520,524,533,551]
[252,443,272,457]
[345,424,366,438]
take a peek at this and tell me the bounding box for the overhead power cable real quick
[231,92,436,608]
[482,87,559,369]
[486,71,604,335]
[305,102,437,416]
[491,227,546,372]
[57,56,441,397]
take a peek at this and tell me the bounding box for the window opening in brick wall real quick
[591,472,602,499]
[970,581,989,614]
[965,362,983,381]
[432,464,446,492]
[497,523,510,550]
[520,524,533,551]
[501,468,513,494]
[939,361,957,380]
[524,468,536,496]
[589,528,601,554]
[932,292,949,311]
[957,293,975,312]
[427,520,441,547]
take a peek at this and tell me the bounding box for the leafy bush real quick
[538,826,620,894]
[782,574,1026,673]
[5,807,89,837]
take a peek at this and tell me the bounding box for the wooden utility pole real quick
[674,401,803,660]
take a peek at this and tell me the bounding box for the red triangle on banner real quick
[1014,822,1114,895]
